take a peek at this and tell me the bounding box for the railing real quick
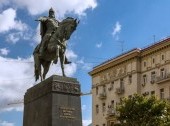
[99,92,107,99]
[116,87,124,94]
[156,73,170,84]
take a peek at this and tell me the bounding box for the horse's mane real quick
[61,17,75,24]
[54,17,76,39]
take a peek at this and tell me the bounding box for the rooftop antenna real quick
[118,40,124,53]
[153,35,156,43]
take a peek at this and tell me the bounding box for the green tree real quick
[116,94,170,126]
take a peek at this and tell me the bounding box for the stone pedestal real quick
[23,75,82,126]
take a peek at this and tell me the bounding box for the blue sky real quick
[1,0,170,126]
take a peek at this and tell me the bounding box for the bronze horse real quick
[33,17,79,81]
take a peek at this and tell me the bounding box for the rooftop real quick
[89,36,170,75]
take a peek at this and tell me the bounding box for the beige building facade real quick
[89,37,170,126]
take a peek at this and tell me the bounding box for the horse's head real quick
[60,17,79,40]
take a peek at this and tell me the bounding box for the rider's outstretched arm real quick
[35,16,47,22]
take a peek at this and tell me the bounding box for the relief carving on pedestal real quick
[53,81,80,94]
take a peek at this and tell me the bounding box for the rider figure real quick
[36,8,71,64]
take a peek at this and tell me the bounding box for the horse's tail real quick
[33,52,41,81]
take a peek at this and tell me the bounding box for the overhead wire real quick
[0,56,108,64]
[0,60,102,64]
[0,56,107,82]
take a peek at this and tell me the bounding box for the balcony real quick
[99,92,107,99]
[116,87,124,94]
[156,73,170,84]
[107,108,115,117]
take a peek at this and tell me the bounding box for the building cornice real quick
[89,49,141,76]
[141,38,170,57]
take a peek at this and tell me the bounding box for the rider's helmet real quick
[49,7,55,18]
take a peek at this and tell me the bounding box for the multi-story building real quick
[89,37,170,126]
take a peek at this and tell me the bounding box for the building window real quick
[109,81,114,91]
[111,100,114,108]
[152,58,155,64]
[160,68,165,78]
[160,88,164,99]
[151,91,155,96]
[103,85,106,93]
[161,54,165,60]
[144,61,147,67]
[110,122,114,126]
[120,79,124,89]
[143,74,147,84]
[111,81,114,89]
[151,71,156,83]
[96,87,98,95]
[103,124,106,126]
[96,105,99,114]
[102,103,106,112]
[128,75,132,84]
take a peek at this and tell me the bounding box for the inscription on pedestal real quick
[59,107,76,119]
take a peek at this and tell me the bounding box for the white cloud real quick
[77,58,93,71]
[0,120,14,126]
[0,49,79,111]
[0,48,10,56]
[0,56,34,111]
[6,31,32,44]
[33,24,41,44]
[0,0,97,17]
[0,8,33,44]
[0,0,10,7]
[82,104,87,111]
[112,21,121,38]
[95,42,102,48]
[0,8,28,33]
[6,32,22,44]
[0,1,98,44]
[66,49,78,60]
[83,119,92,126]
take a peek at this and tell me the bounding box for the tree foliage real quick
[116,94,170,126]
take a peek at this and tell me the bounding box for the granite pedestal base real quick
[23,75,82,126]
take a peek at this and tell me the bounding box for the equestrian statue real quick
[33,8,79,81]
